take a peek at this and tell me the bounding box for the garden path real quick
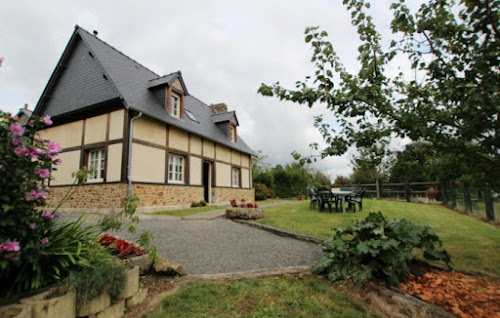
[115,204,322,275]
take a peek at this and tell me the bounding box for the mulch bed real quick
[398,263,500,318]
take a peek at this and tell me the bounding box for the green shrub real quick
[254,183,269,201]
[191,201,201,208]
[199,200,207,207]
[312,212,452,286]
[67,261,126,307]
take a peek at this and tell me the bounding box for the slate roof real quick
[212,111,239,125]
[34,26,253,156]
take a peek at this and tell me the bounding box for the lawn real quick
[152,205,228,217]
[257,199,500,277]
[149,275,378,318]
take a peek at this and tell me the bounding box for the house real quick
[33,26,255,213]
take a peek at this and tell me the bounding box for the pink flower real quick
[0,240,20,253]
[54,158,62,165]
[43,209,54,220]
[30,147,44,159]
[41,238,49,246]
[36,169,50,179]
[28,222,36,230]
[14,147,29,156]
[11,138,20,146]
[26,190,48,201]
[12,115,19,121]
[0,57,3,67]
[28,120,34,127]
[43,115,53,126]
[47,141,61,154]
[9,124,24,136]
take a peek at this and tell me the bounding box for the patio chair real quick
[317,187,338,213]
[306,187,319,210]
[346,188,366,212]
[340,186,352,191]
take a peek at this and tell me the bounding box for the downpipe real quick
[127,111,142,198]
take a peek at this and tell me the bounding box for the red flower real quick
[97,234,146,259]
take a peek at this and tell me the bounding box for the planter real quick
[122,253,152,275]
[20,286,75,318]
[225,207,263,220]
[76,292,110,317]
[120,266,139,299]
[0,304,32,318]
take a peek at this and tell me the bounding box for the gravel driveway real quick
[115,217,322,275]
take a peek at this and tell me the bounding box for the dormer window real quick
[171,93,180,118]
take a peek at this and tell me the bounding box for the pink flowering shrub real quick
[0,110,104,297]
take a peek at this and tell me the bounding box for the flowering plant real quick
[229,199,258,208]
[98,234,147,259]
[0,109,103,297]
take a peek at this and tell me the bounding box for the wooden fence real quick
[331,181,440,200]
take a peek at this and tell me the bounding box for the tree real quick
[258,0,500,190]
[389,141,436,183]
[334,175,351,185]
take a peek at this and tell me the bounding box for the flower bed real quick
[98,234,147,259]
[226,200,263,220]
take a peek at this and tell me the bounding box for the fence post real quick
[376,179,382,199]
[484,189,495,221]
[440,182,448,205]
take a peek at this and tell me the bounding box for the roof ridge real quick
[149,71,181,81]
[76,25,159,77]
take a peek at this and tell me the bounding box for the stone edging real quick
[185,266,312,281]
[230,219,324,245]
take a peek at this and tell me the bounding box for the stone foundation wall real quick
[213,187,255,204]
[47,183,127,213]
[47,183,254,214]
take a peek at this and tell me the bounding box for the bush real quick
[254,183,269,201]
[312,212,452,286]
[191,201,201,208]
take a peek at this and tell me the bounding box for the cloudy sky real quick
[0,0,417,180]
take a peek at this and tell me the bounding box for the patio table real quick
[331,190,353,213]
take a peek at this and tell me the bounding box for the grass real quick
[150,275,378,318]
[152,205,228,217]
[258,199,500,277]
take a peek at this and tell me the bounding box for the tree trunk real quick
[463,184,473,213]
[440,182,448,205]
[484,189,495,221]
[404,180,411,202]
[450,181,457,209]
[376,178,382,199]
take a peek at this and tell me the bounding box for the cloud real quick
[0,0,422,178]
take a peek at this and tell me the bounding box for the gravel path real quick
[114,217,322,275]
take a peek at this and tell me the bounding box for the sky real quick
[0,0,417,180]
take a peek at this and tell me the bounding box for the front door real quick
[202,161,211,202]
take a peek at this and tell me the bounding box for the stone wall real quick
[47,183,254,214]
[214,187,255,204]
[47,183,127,213]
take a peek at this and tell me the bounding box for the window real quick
[232,167,240,187]
[88,149,105,182]
[230,125,236,142]
[171,93,180,118]
[184,109,199,123]
[168,154,184,183]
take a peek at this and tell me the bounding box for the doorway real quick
[202,161,211,203]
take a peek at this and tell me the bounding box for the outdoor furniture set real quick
[306,186,366,213]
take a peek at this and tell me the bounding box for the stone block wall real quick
[47,183,254,214]
[47,183,127,213]
[214,187,255,204]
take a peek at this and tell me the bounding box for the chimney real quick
[93,30,98,36]
[24,103,29,110]
[209,103,228,114]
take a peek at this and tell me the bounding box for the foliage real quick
[334,175,352,185]
[137,230,161,266]
[98,234,147,259]
[311,170,331,188]
[254,182,271,201]
[274,163,312,198]
[99,195,139,234]
[258,0,500,189]
[312,212,451,285]
[0,110,106,297]
[351,140,391,186]
[66,261,126,306]
[389,142,436,183]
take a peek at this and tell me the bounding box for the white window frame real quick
[232,167,240,188]
[88,149,105,182]
[168,154,184,184]
[171,93,180,118]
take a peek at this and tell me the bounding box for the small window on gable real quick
[171,93,180,118]
[230,125,237,143]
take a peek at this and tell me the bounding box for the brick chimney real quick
[209,103,228,114]
[24,103,29,109]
